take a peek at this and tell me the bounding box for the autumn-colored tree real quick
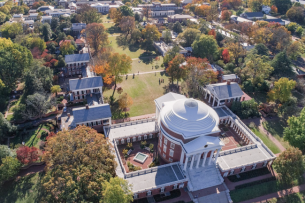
[166,54,186,85]
[226,42,246,64]
[271,5,278,13]
[51,85,62,96]
[78,4,101,24]
[287,41,303,60]
[110,8,123,24]
[119,16,135,37]
[103,177,133,203]
[267,23,291,52]
[222,49,230,63]
[221,10,232,21]
[86,23,108,54]
[249,0,263,12]
[141,24,161,51]
[268,77,296,103]
[32,1,46,9]
[208,29,216,39]
[221,0,231,9]
[229,0,242,9]
[59,41,76,56]
[194,5,211,17]
[16,146,39,165]
[207,2,219,21]
[273,147,304,185]
[108,8,117,19]
[42,126,122,202]
[118,93,133,116]
[117,87,123,94]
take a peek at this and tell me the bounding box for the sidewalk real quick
[240,184,305,203]
[112,113,155,124]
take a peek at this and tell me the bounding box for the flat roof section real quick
[126,164,185,192]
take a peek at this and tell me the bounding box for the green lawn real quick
[0,172,43,203]
[101,14,114,29]
[251,128,281,154]
[108,36,159,59]
[246,92,267,104]
[262,119,291,149]
[103,72,170,117]
[275,191,305,203]
[130,57,164,73]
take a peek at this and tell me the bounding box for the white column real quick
[196,153,201,168]
[190,155,195,170]
[180,151,184,165]
[205,91,208,99]
[208,94,212,103]
[184,156,189,171]
[217,99,220,106]
[212,96,216,107]
[208,150,215,165]
[214,149,220,164]
[202,152,208,167]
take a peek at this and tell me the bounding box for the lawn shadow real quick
[128,43,140,53]
[107,26,122,34]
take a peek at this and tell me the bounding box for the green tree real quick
[0,113,17,140]
[286,22,298,33]
[178,28,201,47]
[287,41,303,60]
[141,24,161,51]
[103,177,133,203]
[163,30,172,44]
[0,145,14,164]
[59,41,76,56]
[51,85,61,96]
[273,147,304,185]
[249,0,262,12]
[267,77,296,103]
[120,5,134,16]
[254,43,269,56]
[0,22,23,39]
[272,0,292,14]
[80,5,102,24]
[173,21,183,34]
[0,156,21,182]
[24,93,55,119]
[286,6,303,23]
[192,34,218,62]
[296,26,304,37]
[271,51,292,73]
[51,17,59,30]
[42,23,52,42]
[163,45,180,66]
[42,126,117,202]
[284,108,305,151]
[166,54,186,85]
[0,11,6,24]
[0,38,33,89]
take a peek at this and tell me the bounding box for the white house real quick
[262,5,271,14]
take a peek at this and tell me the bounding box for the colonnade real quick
[180,149,221,171]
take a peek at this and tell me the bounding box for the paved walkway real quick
[123,70,165,76]
[112,113,155,124]
[240,184,305,203]
[242,117,286,152]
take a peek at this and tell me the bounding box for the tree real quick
[249,0,262,12]
[221,10,232,21]
[0,12,6,24]
[166,54,186,85]
[16,146,39,165]
[42,126,119,202]
[208,29,216,39]
[24,93,55,119]
[242,54,273,86]
[271,51,291,73]
[271,5,278,13]
[192,34,218,62]
[287,41,302,60]
[119,16,135,37]
[163,30,172,44]
[267,77,296,103]
[222,49,230,63]
[0,38,33,89]
[141,24,161,51]
[134,12,141,22]
[0,145,14,164]
[272,0,291,14]
[0,113,16,140]
[194,5,210,17]
[79,5,101,24]
[51,85,61,96]
[0,22,23,39]
[173,21,183,34]
[163,45,180,66]
[59,41,76,56]
[0,157,21,182]
[178,28,201,47]
[86,23,108,54]
[103,177,133,203]
[42,23,52,42]
[254,43,269,56]
[286,22,298,33]
[118,93,133,116]
[273,147,304,185]
[32,1,46,9]
[296,26,304,37]
[120,5,134,16]
[51,17,59,30]
[226,42,246,65]
[286,6,304,23]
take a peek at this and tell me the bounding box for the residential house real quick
[230,15,254,24]
[45,9,72,17]
[25,13,39,21]
[69,104,112,133]
[41,16,52,24]
[240,12,264,20]
[262,5,271,14]
[75,38,86,49]
[72,23,86,34]
[68,2,77,12]
[64,53,90,77]
[154,41,192,56]
[168,14,194,23]
[91,3,110,14]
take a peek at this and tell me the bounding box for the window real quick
[160,187,165,193]
[169,158,173,162]
[133,137,136,142]
[229,169,234,175]
[127,138,130,143]
[163,145,167,152]
[149,134,152,139]
[252,164,257,170]
[144,134,147,140]
[173,184,178,189]
[97,121,101,125]
[170,143,175,149]
[121,139,124,144]
[147,191,152,196]
[162,153,166,158]
[88,122,92,126]
[164,138,167,145]
[240,166,245,172]
[133,193,138,199]
[169,149,174,157]
[138,136,141,141]
[93,122,96,126]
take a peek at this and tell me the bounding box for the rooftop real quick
[69,76,103,91]
[206,82,244,99]
[65,53,90,63]
[154,92,186,110]
[242,12,264,18]
[72,104,112,124]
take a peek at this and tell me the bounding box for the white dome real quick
[161,98,220,138]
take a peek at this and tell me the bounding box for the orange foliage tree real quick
[194,5,211,17]
[222,49,230,63]
[208,29,216,39]
[221,10,232,21]
[16,146,39,165]
[271,5,278,14]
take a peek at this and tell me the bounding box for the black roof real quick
[244,12,264,18]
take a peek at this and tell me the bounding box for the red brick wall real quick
[220,161,271,177]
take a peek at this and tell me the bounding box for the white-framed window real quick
[170,143,175,149]
[252,164,257,170]
[133,193,138,199]
[179,183,184,188]
[159,140,162,147]
[88,122,92,126]
[163,153,166,158]
[169,158,173,162]
[149,134,153,139]
[240,166,245,172]
[164,138,167,145]
[163,145,167,152]
[138,136,141,141]
[263,161,267,167]
[93,122,96,126]
[133,137,136,142]
[159,148,161,153]
[160,187,165,192]
[223,172,228,177]
[229,169,234,175]
[144,134,147,140]
[121,139,124,144]
[173,184,178,189]
[127,138,130,143]
[97,121,101,125]
[169,149,174,157]
[115,140,119,145]
[147,190,152,196]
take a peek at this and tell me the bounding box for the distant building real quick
[71,23,86,34]
[41,16,52,24]
[25,13,39,21]
[91,3,110,14]
[154,41,192,57]
[45,9,72,17]
[220,74,240,83]
[240,12,264,20]
[262,5,271,14]
[138,2,182,12]
[230,15,254,24]
[64,53,90,77]
[37,6,55,12]
[168,14,194,23]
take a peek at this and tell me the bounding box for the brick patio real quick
[117,138,159,172]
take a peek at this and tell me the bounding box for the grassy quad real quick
[251,128,281,154]
[101,14,114,29]
[103,72,170,117]
[130,57,164,74]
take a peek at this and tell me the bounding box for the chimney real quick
[227,80,231,85]
[67,113,70,118]
[86,104,89,109]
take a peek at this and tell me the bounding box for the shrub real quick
[127,142,133,149]
[149,143,154,150]
[122,148,128,156]
[140,141,147,149]
[249,122,257,129]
